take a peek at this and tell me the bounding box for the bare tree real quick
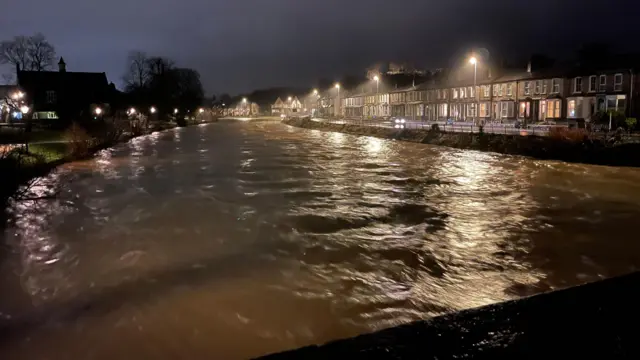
[0,36,31,70]
[123,50,149,91]
[0,34,56,72]
[27,33,56,71]
[145,56,174,77]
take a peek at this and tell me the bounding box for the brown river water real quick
[2,121,640,359]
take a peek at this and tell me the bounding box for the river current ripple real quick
[2,121,640,358]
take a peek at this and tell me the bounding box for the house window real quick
[467,103,477,117]
[568,100,576,118]
[542,81,547,94]
[524,82,531,95]
[599,75,607,91]
[442,90,447,99]
[46,90,56,104]
[552,79,560,93]
[518,102,530,118]
[573,77,582,93]
[468,86,474,98]
[438,103,448,117]
[479,103,489,117]
[453,88,458,99]
[498,84,504,96]
[460,87,466,99]
[606,95,626,112]
[483,85,490,97]
[589,76,597,92]
[500,102,514,118]
[506,84,513,96]
[614,74,623,91]
[535,81,541,94]
[493,84,499,96]
[547,99,561,118]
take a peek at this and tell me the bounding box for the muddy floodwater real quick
[2,121,640,359]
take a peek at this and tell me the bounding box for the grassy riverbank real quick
[283,118,640,167]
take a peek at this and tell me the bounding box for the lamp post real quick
[469,56,478,124]
[335,83,341,118]
[373,75,379,94]
[20,105,31,152]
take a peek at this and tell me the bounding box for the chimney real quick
[58,57,66,72]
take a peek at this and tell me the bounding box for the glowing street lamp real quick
[174,108,179,114]
[199,108,204,113]
[469,56,478,123]
[20,105,29,114]
[335,83,341,118]
[313,89,318,95]
[373,75,380,93]
[150,106,157,114]
[128,107,136,115]
[12,91,24,100]
[242,98,247,103]
[94,107,103,116]
[287,96,292,102]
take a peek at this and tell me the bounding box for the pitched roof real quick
[17,70,109,92]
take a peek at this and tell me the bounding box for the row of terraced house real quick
[334,61,638,125]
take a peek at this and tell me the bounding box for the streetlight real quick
[94,107,102,116]
[199,108,204,113]
[469,56,478,123]
[150,106,157,114]
[313,89,318,95]
[373,75,380,94]
[128,107,136,115]
[20,105,29,114]
[12,91,24,100]
[174,108,179,114]
[287,96,292,102]
[335,83,341,118]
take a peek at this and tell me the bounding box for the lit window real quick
[518,102,530,118]
[507,84,513,96]
[568,100,576,117]
[479,103,489,117]
[573,77,582,93]
[501,102,513,118]
[493,84,499,96]
[468,86,474,98]
[438,103,448,117]
[498,85,504,96]
[614,74,623,91]
[453,88,458,99]
[552,79,560,93]
[599,75,607,91]
[524,82,531,95]
[589,76,597,92]
[483,86,490,97]
[547,99,561,118]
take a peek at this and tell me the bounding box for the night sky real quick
[1,0,636,95]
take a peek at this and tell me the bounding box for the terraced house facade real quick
[338,62,638,124]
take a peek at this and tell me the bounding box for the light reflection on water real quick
[2,121,640,359]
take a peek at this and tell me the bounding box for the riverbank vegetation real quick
[283,117,640,167]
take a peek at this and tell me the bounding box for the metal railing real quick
[306,117,551,136]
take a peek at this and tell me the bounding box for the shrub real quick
[64,123,93,158]
[626,118,637,131]
[548,127,588,143]
[431,124,440,132]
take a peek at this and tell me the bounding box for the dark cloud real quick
[1,0,637,95]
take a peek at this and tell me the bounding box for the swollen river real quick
[2,121,640,358]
